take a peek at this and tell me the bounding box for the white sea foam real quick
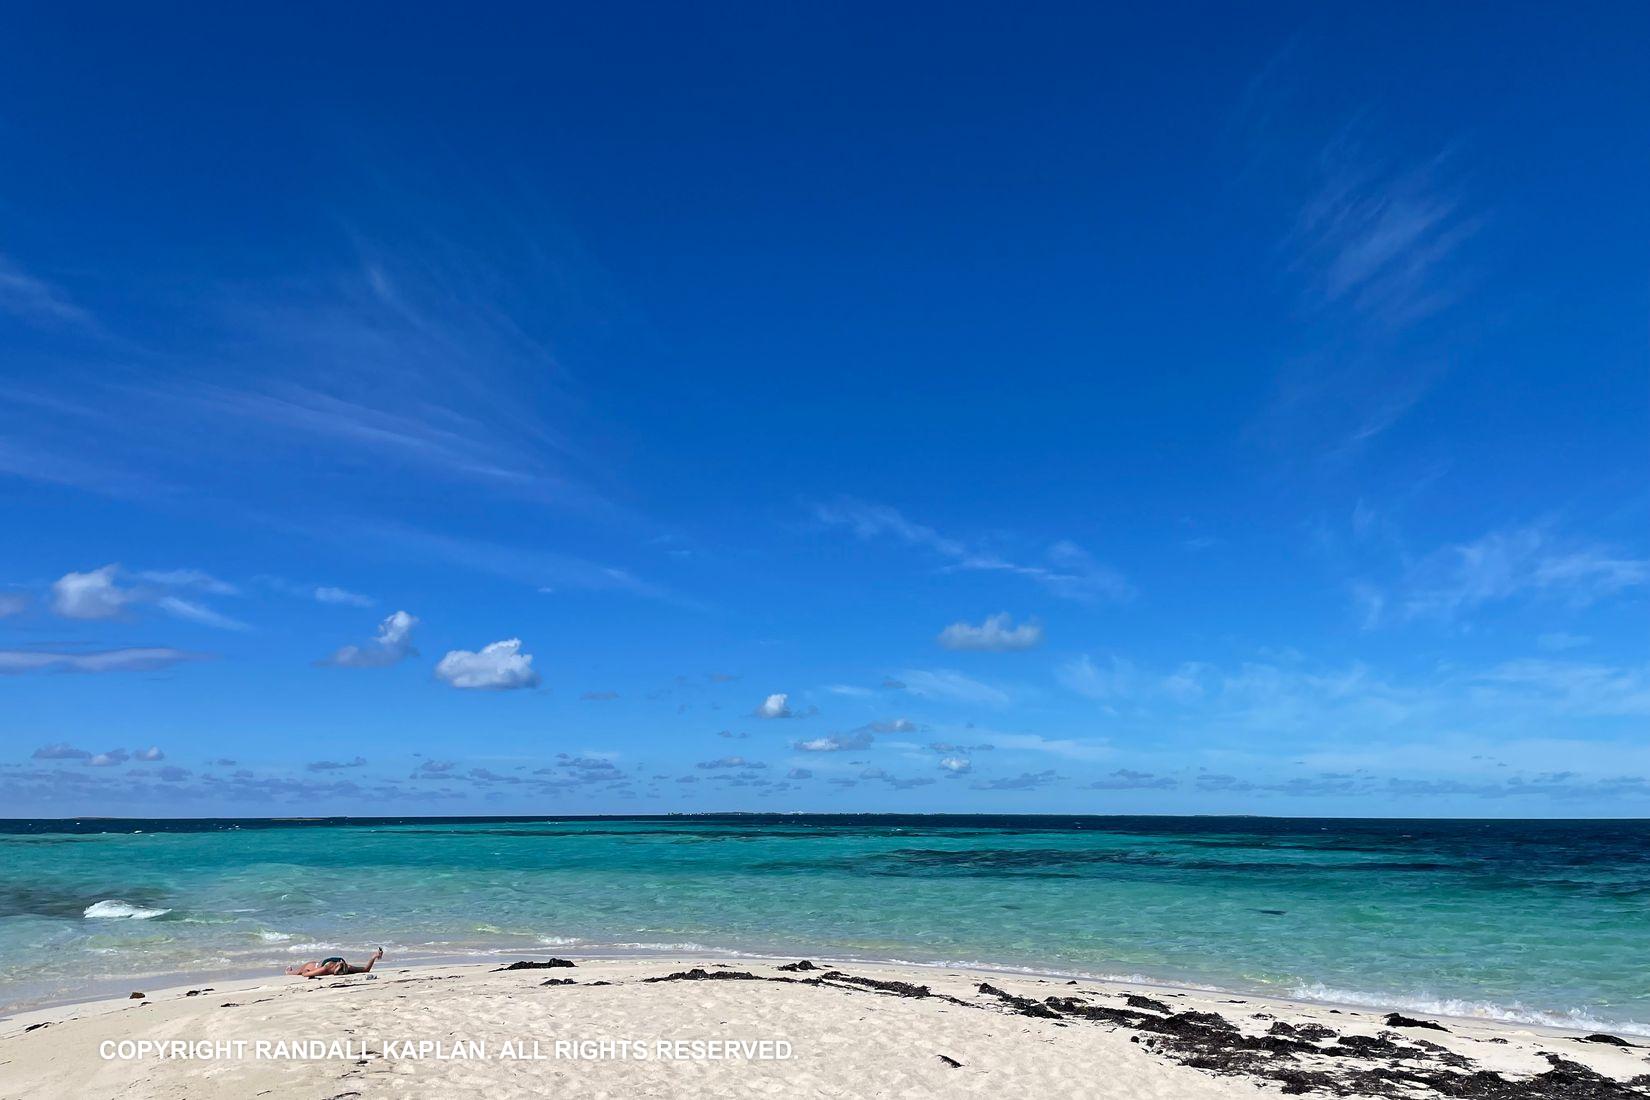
[1287,982,1650,1037]
[83,900,170,921]
[256,930,292,943]
[536,935,583,946]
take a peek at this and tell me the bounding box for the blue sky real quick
[2,3,1646,817]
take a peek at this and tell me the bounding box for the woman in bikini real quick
[286,946,383,978]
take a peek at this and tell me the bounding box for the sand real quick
[2,955,1646,1099]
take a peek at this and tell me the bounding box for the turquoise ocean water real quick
[2,815,1645,1031]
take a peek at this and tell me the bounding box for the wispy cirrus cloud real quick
[895,668,1010,706]
[314,585,373,607]
[1057,650,1650,750]
[1290,142,1480,332]
[1236,48,1486,464]
[0,648,204,675]
[153,595,250,632]
[814,498,1131,602]
[1359,523,1649,627]
[0,254,95,329]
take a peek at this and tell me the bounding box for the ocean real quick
[2,814,1645,1032]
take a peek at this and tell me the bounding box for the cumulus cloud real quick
[30,745,163,767]
[937,613,1044,651]
[50,565,133,619]
[754,693,792,719]
[0,647,202,675]
[435,638,540,690]
[1087,768,1176,790]
[321,610,419,668]
[938,756,972,774]
[31,742,91,760]
[696,756,766,770]
[786,767,814,780]
[972,769,1058,791]
[307,756,367,772]
[50,565,245,628]
[315,585,373,607]
[793,729,875,752]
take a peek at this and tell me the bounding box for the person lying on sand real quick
[286,947,383,979]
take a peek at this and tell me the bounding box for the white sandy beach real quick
[2,955,1646,1099]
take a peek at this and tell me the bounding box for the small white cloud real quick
[51,565,133,619]
[939,756,972,774]
[88,749,130,767]
[435,638,540,690]
[315,585,373,607]
[937,613,1043,652]
[135,746,165,761]
[321,610,419,668]
[755,692,792,719]
[793,729,874,752]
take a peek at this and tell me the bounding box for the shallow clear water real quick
[2,814,1646,1031]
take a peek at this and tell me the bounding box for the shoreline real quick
[7,941,1646,1041]
[3,955,1646,1099]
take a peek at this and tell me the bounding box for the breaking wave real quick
[1287,982,1650,1037]
[83,900,170,920]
